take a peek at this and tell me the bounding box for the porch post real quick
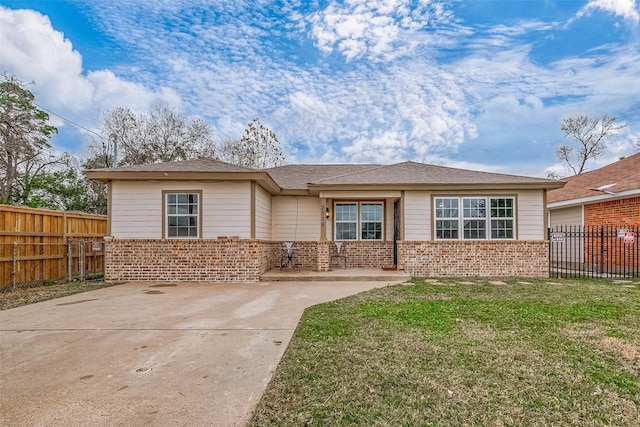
[320,197,328,241]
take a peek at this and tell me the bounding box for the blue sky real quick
[1,0,639,177]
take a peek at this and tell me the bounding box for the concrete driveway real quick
[0,279,404,426]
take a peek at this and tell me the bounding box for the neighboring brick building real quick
[86,159,564,282]
[547,153,640,273]
[548,153,640,227]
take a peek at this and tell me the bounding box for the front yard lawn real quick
[250,277,640,426]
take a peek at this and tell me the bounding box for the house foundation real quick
[104,238,549,282]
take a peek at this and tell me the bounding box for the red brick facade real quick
[584,197,640,226]
[582,197,640,270]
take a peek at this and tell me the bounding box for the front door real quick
[393,200,400,266]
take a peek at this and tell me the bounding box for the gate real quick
[549,225,639,278]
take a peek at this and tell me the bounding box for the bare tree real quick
[556,115,626,175]
[218,118,285,169]
[0,74,59,202]
[95,104,216,166]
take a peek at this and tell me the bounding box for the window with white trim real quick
[435,197,514,240]
[166,193,200,238]
[335,202,383,241]
[361,203,383,240]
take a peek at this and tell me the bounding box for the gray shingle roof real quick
[86,159,562,190]
[89,158,257,173]
[310,161,559,186]
[264,164,378,190]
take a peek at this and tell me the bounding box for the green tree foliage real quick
[0,74,58,202]
[556,115,626,175]
[19,167,106,213]
[218,118,285,169]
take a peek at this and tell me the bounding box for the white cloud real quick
[0,7,178,135]
[577,0,640,22]
[307,0,448,61]
[2,1,639,177]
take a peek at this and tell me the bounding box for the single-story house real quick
[85,159,564,282]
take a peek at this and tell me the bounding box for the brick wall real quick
[329,241,395,269]
[317,241,330,272]
[584,197,640,226]
[104,238,271,282]
[398,240,549,277]
[105,238,550,282]
[267,241,394,270]
[268,241,319,270]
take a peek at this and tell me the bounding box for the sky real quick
[1,0,639,178]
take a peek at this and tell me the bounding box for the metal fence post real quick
[12,242,17,288]
[79,239,85,282]
[67,238,73,282]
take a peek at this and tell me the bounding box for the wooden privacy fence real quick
[0,205,107,288]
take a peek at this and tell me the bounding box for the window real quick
[435,197,515,240]
[463,198,486,239]
[490,198,514,239]
[335,202,383,241]
[361,203,383,240]
[165,193,200,238]
[335,203,357,240]
[435,198,458,239]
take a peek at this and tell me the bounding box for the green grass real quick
[249,277,640,426]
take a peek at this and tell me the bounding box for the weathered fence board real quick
[0,205,107,288]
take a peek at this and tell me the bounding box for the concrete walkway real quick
[0,278,407,426]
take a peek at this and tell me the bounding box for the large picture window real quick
[435,197,514,240]
[335,202,383,241]
[165,192,200,238]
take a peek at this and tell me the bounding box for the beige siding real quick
[404,191,431,241]
[272,196,321,241]
[255,185,272,240]
[549,206,583,227]
[385,198,395,241]
[516,190,546,240]
[110,181,251,239]
[111,181,163,239]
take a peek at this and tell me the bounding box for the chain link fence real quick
[0,239,105,290]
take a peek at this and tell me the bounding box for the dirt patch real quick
[563,324,640,372]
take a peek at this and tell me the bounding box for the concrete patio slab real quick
[0,278,407,426]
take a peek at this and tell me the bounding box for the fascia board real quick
[84,171,282,194]
[547,189,640,209]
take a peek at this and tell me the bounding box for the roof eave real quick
[83,170,282,194]
[307,181,564,194]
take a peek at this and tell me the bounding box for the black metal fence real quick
[549,225,639,278]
